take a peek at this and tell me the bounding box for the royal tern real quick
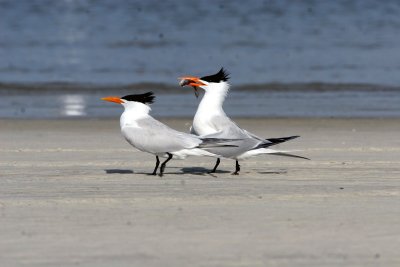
[101,92,238,176]
[180,68,309,174]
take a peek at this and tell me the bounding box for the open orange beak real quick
[179,76,206,87]
[101,96,123,104]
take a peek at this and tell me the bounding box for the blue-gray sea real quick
[1,0,400,118]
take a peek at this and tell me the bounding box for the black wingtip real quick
[266,135,300,144]
[251,135,300,150]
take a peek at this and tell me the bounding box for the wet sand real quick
[1,118,400,266]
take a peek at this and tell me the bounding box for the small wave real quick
[107,40,180,49]
[0,82,178,94]
[1,81,399,94]
[236,82,400,92]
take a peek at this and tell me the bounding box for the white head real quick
[179,68,230,97]
[101,92,155,115]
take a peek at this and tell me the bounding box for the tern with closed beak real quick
[102,92,238,176]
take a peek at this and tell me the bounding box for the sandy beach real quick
[1,118,400,266]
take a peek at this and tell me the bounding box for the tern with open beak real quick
[180,68,309,175]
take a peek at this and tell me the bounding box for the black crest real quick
[121,92,155,104]
[200,68,230,83]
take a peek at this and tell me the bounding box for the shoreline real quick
[3,116,400,121]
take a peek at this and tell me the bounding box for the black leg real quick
[231,160,240,175]
[159,153,173,177]
[209,158,221,173]
[151,156,160,175]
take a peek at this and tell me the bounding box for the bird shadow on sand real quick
[180,167,231,176]
[104,168,210,176]
[257,170,287,174]
[104,167,232,176]
[104,168,286,176]
[105,169,134,174]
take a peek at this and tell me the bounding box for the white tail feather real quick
[238,148,309,160]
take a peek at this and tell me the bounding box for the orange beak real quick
[179,76,206,87]
[101,96,123,104]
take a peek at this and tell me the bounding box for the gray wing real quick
[199,135,259,158]
[209,114,252,139]
[191,114,272,158]
[198,118,262,158]
[122,117,201,154]
[243,129,264,141]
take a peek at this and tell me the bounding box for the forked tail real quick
[267,151,310,160]
[240,147,310,160]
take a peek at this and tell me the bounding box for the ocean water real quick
[1,0,400,118]
[1,86,399,118]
